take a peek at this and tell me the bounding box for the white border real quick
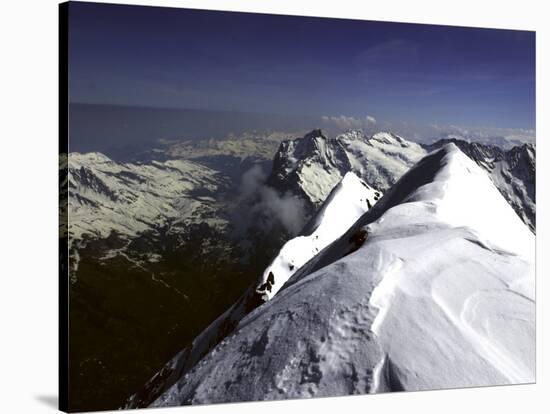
[0,0,547,413]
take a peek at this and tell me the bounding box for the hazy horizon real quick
[68,102,535,158]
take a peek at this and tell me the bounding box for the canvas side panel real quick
[59,2,69,412]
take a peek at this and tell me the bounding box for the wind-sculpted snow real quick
[151,144,534,406]
[125,171,378,408]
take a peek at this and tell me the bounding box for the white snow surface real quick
[257,172,379,299]
[426,139,535,232]
[152,144,535,406]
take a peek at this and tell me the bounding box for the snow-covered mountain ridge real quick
[426,138,535,231]
[257,172,380,300]
[270,129,535,231]
[269,130,424,209]
[124,170,378,408]
[151,143,535,406]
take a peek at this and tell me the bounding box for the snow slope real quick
[427,139,535,232]
[256,172,380,300]
[152,143,535,406]
[125,171,378,408]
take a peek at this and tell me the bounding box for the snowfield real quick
[151,143,535,406]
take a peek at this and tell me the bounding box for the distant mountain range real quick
[67,152,229,266]
[268,129,535,231]
[269,129,425,209]
[66,131,535,268]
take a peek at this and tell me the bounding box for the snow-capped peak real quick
[269,129,426,209]
[426,138,535,232]
[256,171,380,300]
[423,144,532,257]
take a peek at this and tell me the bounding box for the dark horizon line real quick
[69,101,536,132]
[69,100,322,120]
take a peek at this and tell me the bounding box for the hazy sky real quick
[68,2,535,132]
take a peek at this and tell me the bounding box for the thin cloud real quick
[428,124,535,147]
[319,115,534,149]
[232,165,307,237]
[321,115,377,132]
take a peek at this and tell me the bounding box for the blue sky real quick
[69,2,535,133]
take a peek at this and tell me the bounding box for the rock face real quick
[150,144,535,407]
[269,129,425,211]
